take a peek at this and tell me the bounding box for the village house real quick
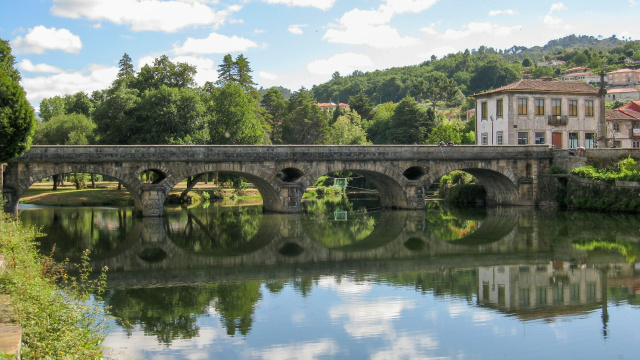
[606,100,640,148]
[606,87,640,102]
[606,68,640,86]
[474,78,603,149]
[536,59,566,67]
[316,102,349,112]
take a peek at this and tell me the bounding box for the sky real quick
[1,0,639,108]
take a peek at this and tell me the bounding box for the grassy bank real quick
[0,210,110,359]
[20,181,263,207]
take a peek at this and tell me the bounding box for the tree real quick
[260,87,287,143]
[348,92,374,120]
[117,53,135,80]
[39,96,66,122]
[387,96,434,144]
[364,102,396,144]
[522,57,533,67]
[92,87,140,144]
[64,92,93,118]
[468,57,520,93]
[34,113,97,145]
[133,55,196,92]
[210,82,267,145]
[281,88,329,144]
[328,109,369,144]
[0,40,36,194]
[216,54,236,86]
[413,72,463,111]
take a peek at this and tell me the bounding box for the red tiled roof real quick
[618,100,640,112]
[606,109,637,121]
[620,108,640,119]
[607,87,640,94]
[474,79,600,97]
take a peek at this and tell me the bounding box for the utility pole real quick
[597,71,608,148]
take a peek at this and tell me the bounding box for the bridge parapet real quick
[3,145,555,216]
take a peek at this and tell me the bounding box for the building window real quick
[496,131,503,145]
[519,288,530,307]
[496,99,503,118]
[633,141,640,148]
[569,133,579,148]
[585,100,594,117]
[535,132,545,144]
[481,132,488,145]
[518,98,528,115]
[585,133,595,148]
[481,101,488,120]
[552,99,562,116]
[498,285,505,305]
[569,100,578,116]
[587,283,597,301]
[535,99,545,115]
[518,132,528,145]
[537,287,547,305]
[613,123,620,132]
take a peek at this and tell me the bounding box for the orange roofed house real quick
[607,100,640,148]
[474,78,603,149]
[316,102,349,112]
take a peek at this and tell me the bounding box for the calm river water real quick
[18,197,640,360]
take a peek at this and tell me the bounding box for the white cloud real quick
[323,8,419,48]
[18,59,64,74]
[443,22,520,39]
[307,53,375,76]
[488,9,516,16]
[259,71,278,81]
[381,0,438,15]
[329,299,415,338]
[21,65,118,107]
[550,2,568,13]
[420,23,438,35]
[251,339,339,360]
[172,33,259,55]
[50,0,238,33]
[12,26,82,54]
[259,0,336,10]
[288,24,307,35]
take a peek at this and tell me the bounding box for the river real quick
[18,196,640,359]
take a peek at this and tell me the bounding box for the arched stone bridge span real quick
[3,145,554,216]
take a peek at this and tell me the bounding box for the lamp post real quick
[490,116,494,145]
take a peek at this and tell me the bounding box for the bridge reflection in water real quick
[19,204,640,347]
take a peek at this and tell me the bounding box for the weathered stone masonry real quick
[2,145,554,216]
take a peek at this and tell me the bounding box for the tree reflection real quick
[166,206,262,254]
[425,202,482,241]
[302,195,378,248]
[105,281,263,343]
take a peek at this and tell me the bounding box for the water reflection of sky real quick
[101,276,639,360]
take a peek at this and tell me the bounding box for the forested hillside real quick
[311,35,640,104]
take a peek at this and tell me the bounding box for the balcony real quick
[548,115,568,126]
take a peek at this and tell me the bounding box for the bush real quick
[0,212,110,359]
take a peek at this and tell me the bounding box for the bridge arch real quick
[162,163,289,212]
[7,163,143,210]
[425,161,520,205]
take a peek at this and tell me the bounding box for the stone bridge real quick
[3,145,554,216]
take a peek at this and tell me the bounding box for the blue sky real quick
[1,0,639,108]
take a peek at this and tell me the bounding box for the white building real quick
[474,78,603,149]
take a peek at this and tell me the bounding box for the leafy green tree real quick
[216,54,236,86]
[328,109,369,144]
[34,113,97,145]
[364,102,396,144]
[260,87,287,143]
[413,72,464,111]
[522,57,533,67]
[64,92,93,118]
[426,119,463,145]
[531,65,555,79]
[133,55,196,92]
[210,82,267,144]
[214,282,262,336]
[281,88,329,144]
[348,92,374,120]
[92,87,140,144]
[387,96,434,144]
[134,85,208,144]
[117,53,135,80]
[468,57,520,93]
[0,40,36,165]
[39,96,66,122]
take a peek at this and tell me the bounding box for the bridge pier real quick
[276,183,303,213]
[139,184,168,217]
[2,188,18,215]
[403,183,426,210]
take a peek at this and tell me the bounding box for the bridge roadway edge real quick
[3,145,559,216]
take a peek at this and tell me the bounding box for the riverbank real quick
[20,181,262,207]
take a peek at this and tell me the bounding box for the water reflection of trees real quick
[302,195,378,248]
[104,281,262,344]
[165,206,263,254]
[19,207,133,260]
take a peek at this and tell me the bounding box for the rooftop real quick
[474,78,600,97]
[607,87,640,94]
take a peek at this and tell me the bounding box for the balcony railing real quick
[548,115,569,126]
